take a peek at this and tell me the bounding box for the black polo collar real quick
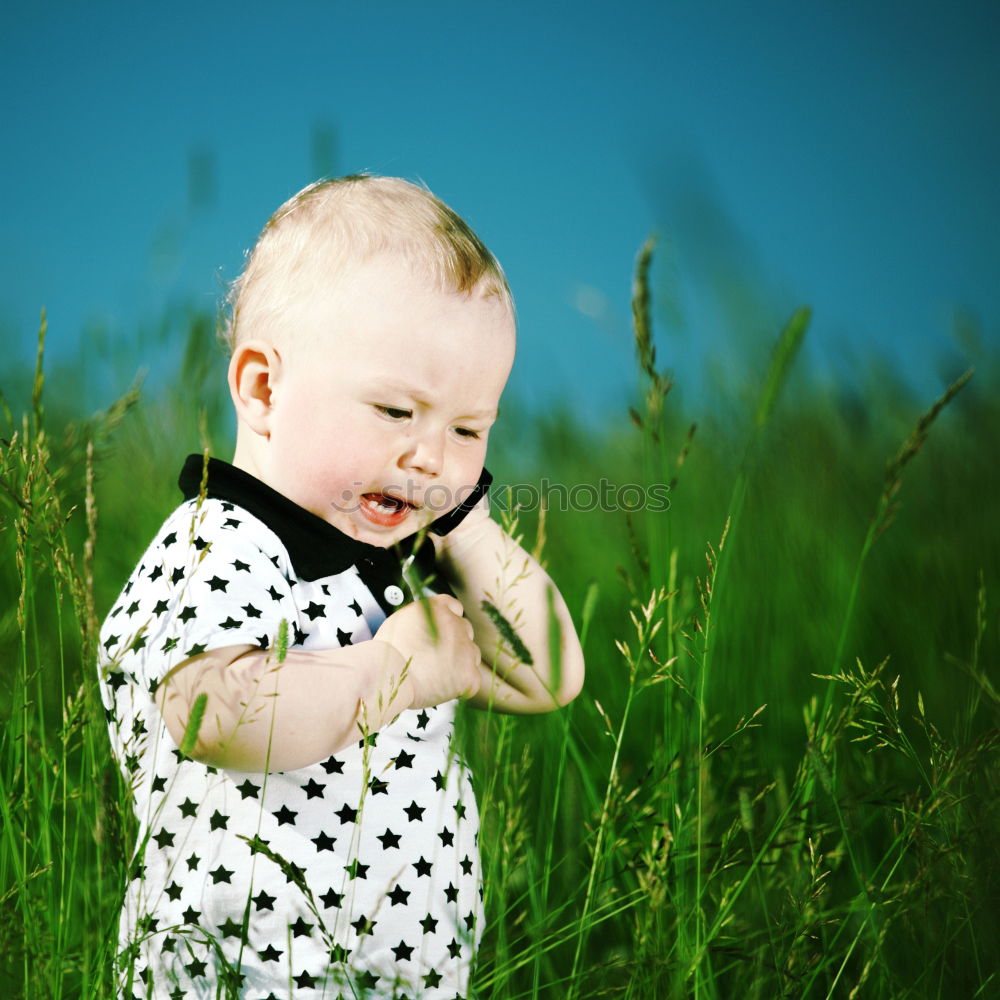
[178,455,437,612]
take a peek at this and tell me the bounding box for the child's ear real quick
[228,340,282,436]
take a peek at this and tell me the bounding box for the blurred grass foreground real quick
[1,243,998,999]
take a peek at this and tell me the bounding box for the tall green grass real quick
[2,244,998,998]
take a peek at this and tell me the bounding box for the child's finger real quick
[432,594,466,618]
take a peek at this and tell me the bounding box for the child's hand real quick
[376,595,482,708]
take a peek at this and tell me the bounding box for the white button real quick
[384,585,405,606]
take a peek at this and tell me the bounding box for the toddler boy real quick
[98,175,584,999]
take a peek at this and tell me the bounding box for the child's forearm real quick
[155,641,415,772]
[433,508,585,712]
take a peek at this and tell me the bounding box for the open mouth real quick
[359,492,417,528]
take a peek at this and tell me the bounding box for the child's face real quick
[259,253,515,547]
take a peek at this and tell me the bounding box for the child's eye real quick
[375,405,411,420]
[454,427,481,440]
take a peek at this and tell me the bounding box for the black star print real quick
[464,910,476,931]
[185,956,207,978]
[291,916,313,938]
[357,970,380,990]
[236,778,260,799]
[129,633,147,653]
[243,602,261,618]
[416,709,430,729]
[369,776,389,795]
[209,864,234,884]
[152,828,174,849]
[218,916,243,939]
[321,755,344,774]
[171,567,185,585]
[377,828,401,849]
[460,854,474,875]
[209,809,229,831]
[301,777,325,799]
[162,935,176,954]
[256,634,269,648]
[245,833,270,855]
[106,668,126,689]
[447,937,462,958]
[293,970,316,989]
[161,636,178,653]
[184,642,206,657]
[149,565,164,583]
[224,516,241,528]
[388,884,410,906]
[329,943,350,963]
[126,600,140,616]
[178,798,197,818]
[292,623,308,645]
[351,915,376,937]
[303,600,327,620]
[232,558,250,572]
[335,803,357,824]
[253,889,276,911]
[349,599,363,616]
[219,616,242,629]
[311,830,336,852]
[420,913,439,935]
[182,905,201,924]
[162,531,177,547]
[432,771,447,791]
[320,886,344,908]
[151,598,168,615]
[455,799,467,819]
[103,635,120,652]
[393,748,415,769]
[445,882,459,902]
[404,800,425,822]
[267,585,282,601]
[424,968,443,989]
[274,805,297,825]
[414,856,432,877]
[258,943,282,962]
[220,502,234,511]
[125,753,140,774]
[347,860,369,880]
[336,627,354,645]
[206,575,229,592]
[193,535,209,551]
[186,852,200,871]
[284,861,307,886]
[164,880,182,901]
[439,827,455,847]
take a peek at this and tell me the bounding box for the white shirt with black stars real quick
[98,456,483,1000]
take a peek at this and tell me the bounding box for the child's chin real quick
[353,516,425,549]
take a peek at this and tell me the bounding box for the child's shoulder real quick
[98,496,295,654]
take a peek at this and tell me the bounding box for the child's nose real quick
[400,430,443,476]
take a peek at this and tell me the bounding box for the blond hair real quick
[222,174,513,352]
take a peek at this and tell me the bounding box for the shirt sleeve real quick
[99,498,296,694]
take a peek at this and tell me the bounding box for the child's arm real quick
[432,502,585,713]
[156,595,480,772]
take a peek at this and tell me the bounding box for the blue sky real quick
[2,0,998,420]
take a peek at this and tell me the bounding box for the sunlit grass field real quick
[2,244,998,998]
